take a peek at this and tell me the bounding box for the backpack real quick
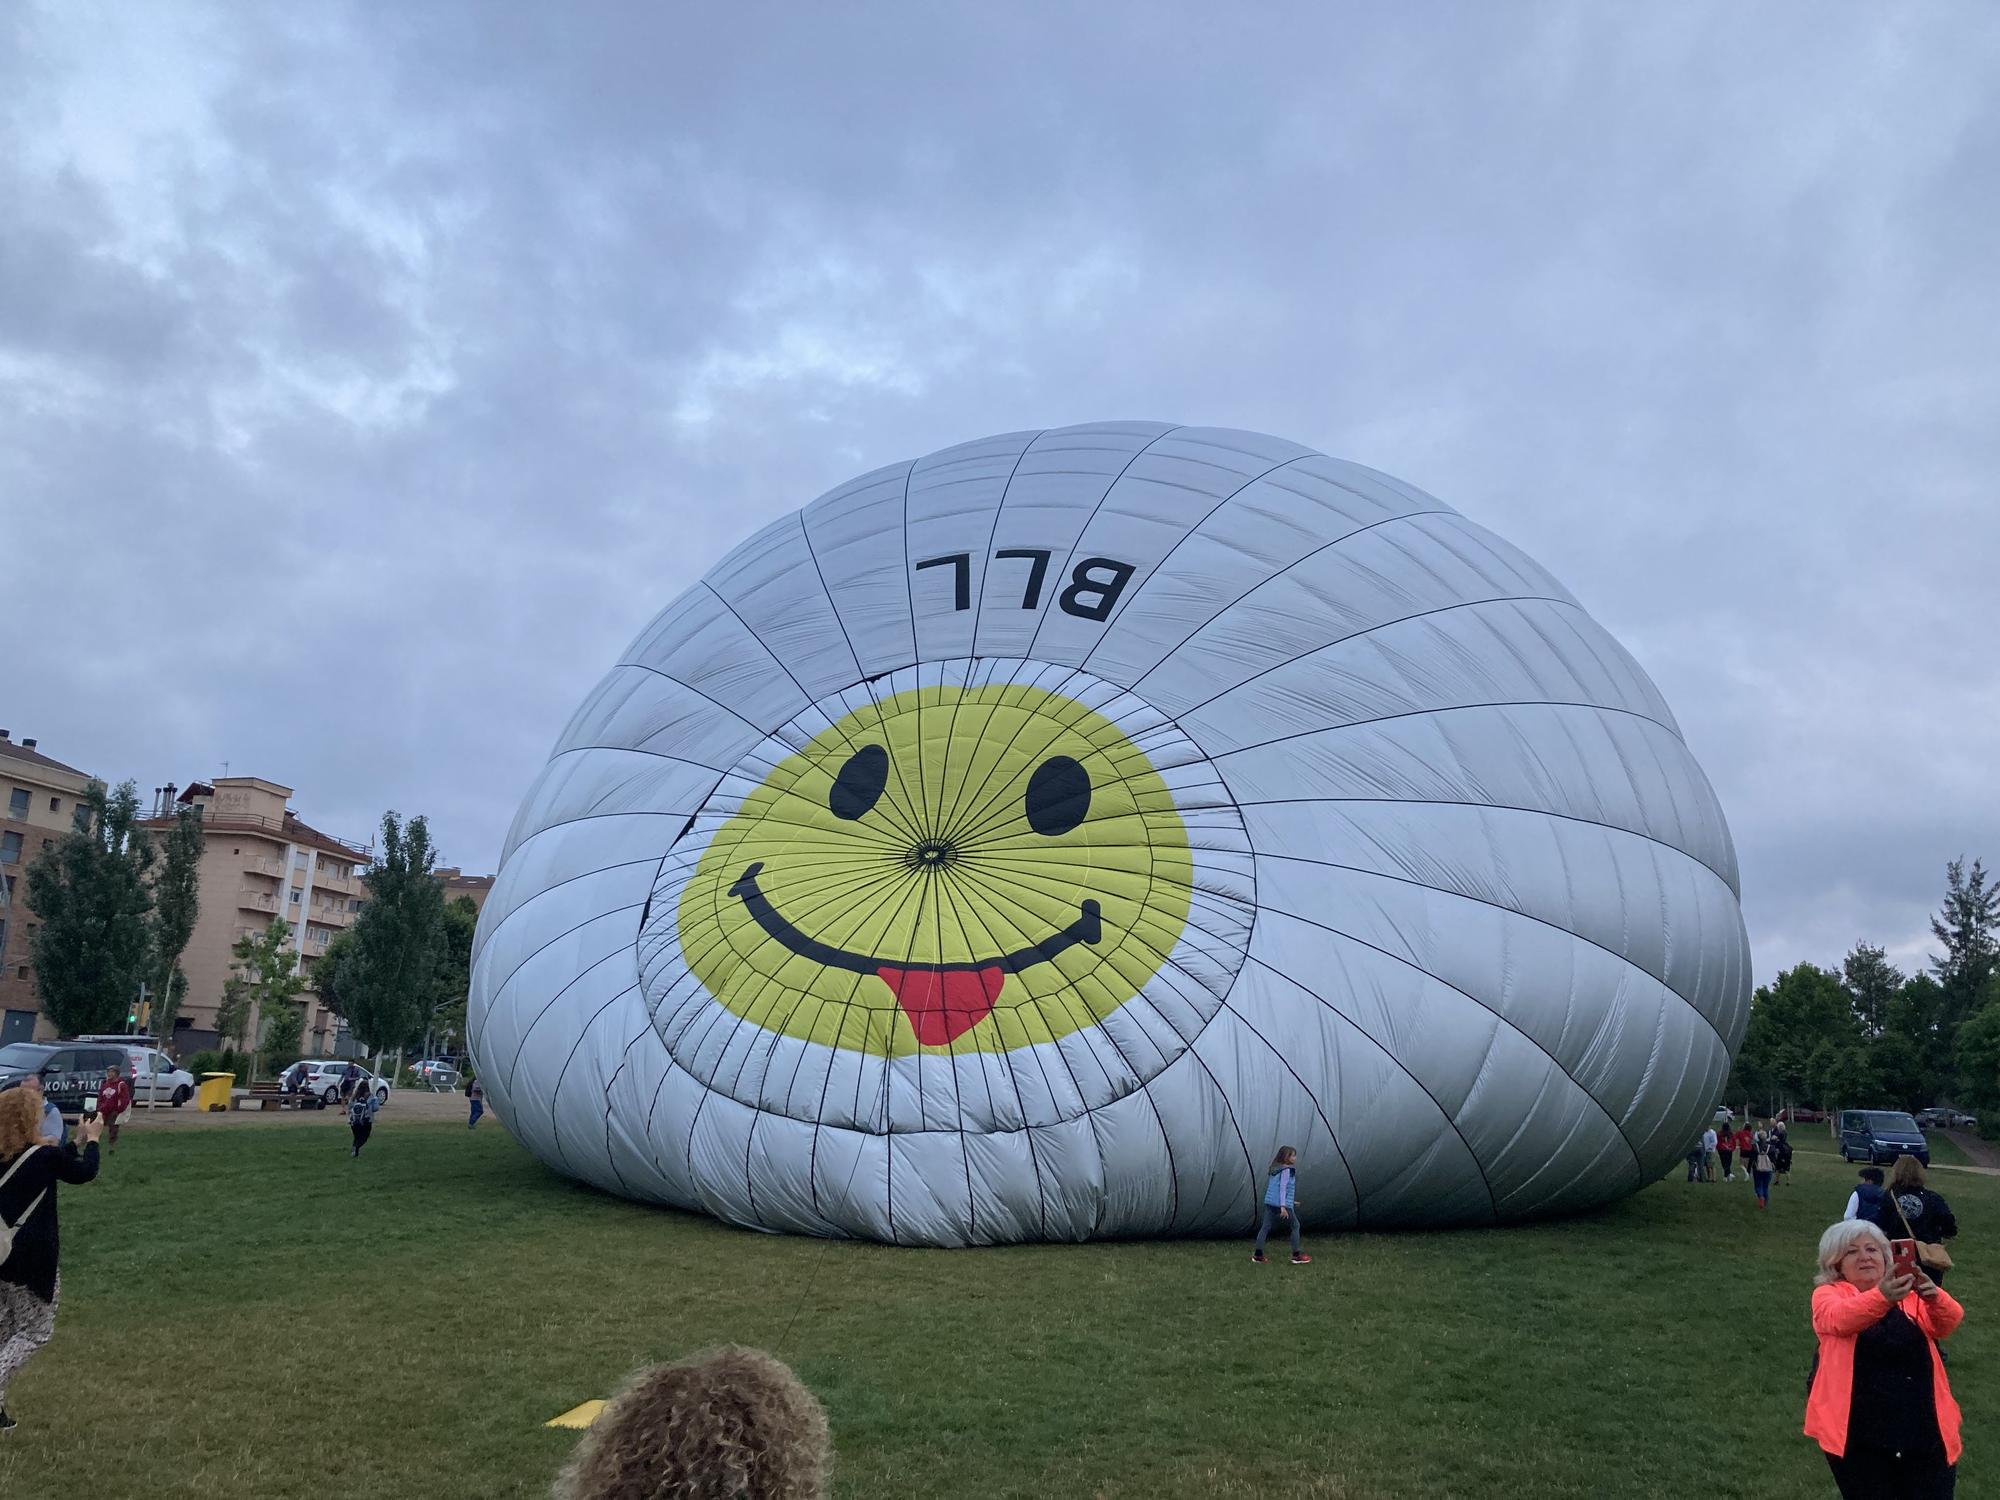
[0,1146,49,1268]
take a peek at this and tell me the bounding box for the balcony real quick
[239,891,277,913]
[244,858,284,878]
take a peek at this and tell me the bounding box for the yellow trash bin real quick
[197,1073,235,1113]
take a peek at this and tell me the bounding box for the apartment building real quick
[435,866,495,914]
[0,731,96,1044]
[141,776,372,1056]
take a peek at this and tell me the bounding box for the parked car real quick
[1916,1107,1980,1129]
[0,1041,135,1115]
[1774,1106,1827,1124]
[299,1060,392,1107]
[406,1058,460,1086]
[1712,1105,1734,1123]
[1839,1109,1931,1166]
[71,1035,197,1106]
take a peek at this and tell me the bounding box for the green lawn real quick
[2,1120,1991,1499]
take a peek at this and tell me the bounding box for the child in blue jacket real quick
[1252,1146,1310,1264]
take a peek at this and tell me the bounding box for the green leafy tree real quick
[429,895,479,1055]
[23,780,155,1035]
[1883,974,1951,1101]
[1954,970,2000,1122]
[337,813,447,1057]
[1732,963,1862,1107]
[1930,857,1998,1032]
[146,804,204,1041]
[225,920,307,1080]
[1840,942,1903,1038]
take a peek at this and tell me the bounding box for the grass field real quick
[1,1117,1990,1499]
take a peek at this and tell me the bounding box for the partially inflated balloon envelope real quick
[470,423,1750,1244]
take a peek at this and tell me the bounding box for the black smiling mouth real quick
[728,862,1102,975]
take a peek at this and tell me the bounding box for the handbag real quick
[0,1146,49,1268]
[1893,1194,1954,1272]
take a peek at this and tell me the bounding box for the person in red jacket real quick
[95,1064,132,1153]
[1732,1123,1756,1183]
[1804,1218,1963,1498]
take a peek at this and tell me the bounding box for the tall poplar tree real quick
[24,780,155,1035]
[147,803,205,1041]
[335,812,447,1057]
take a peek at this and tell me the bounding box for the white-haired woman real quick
[1805,1218,1964,1498]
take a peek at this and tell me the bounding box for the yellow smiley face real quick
[672,678,1196,1055]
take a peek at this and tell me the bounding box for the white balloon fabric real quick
[470,422,1749,1244]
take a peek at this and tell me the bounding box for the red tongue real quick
[876,965,1005,1045]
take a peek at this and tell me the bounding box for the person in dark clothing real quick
[465,1075,484,1130]
[1868,1156,1959,1286]
[0,1086,101,1431]
[1845,1167,1886,1223]
[347,1088,380,1158]
[1769,1122,1794,1185]
[1684,1137,1706,1181]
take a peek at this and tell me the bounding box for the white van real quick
[71,1036,198,1106]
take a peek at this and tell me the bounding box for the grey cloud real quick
[2,0,1995,988]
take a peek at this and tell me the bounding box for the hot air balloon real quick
[469,422,1748,1245]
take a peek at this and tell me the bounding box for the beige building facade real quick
[142,776,373,1057]
[0,732,96,1045]
[435,866,495,913]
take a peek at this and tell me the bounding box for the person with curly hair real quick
[0,1085,102,1432]
[553,1346,831,1500]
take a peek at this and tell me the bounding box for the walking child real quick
[347,1087,380,1158]
[1252,1146,1310,1265]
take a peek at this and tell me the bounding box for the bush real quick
[185,1049,251,1086]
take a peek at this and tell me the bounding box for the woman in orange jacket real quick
[1805,1218,1964,1498]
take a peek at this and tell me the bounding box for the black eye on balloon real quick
[829,744,889,820]
[1025,755,1091,836]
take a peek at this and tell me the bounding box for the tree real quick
[225,920,307,1080]
[313,927,360,1018]
[23,780,155,1035]
[1840,942,1903,1038]
[1732,963,1862,1107]
[146,804,204,1042]
[1955,969,2000,1122]
[337,812,448,1056]
[428,895,479,1056]
[1929,857,1998,1028]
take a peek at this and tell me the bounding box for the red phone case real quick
[1891,1239,1918,1277]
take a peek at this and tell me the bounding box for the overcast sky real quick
[4,3,1995,990]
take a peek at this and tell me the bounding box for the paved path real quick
[1940,1126,1999,1170]
[120,1088,484,1130]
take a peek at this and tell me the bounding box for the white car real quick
[300,1060,392,1107]
[72,1037,197,1106]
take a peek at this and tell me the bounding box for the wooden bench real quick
[233,1086,327,1112]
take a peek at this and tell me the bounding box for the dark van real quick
[1838,1109,1930,1167]
[0,1041,131,1116]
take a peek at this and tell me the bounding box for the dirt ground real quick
[113,1087,488,1130]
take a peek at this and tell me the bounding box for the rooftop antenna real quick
[221,761,230,778]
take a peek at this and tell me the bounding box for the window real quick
[39,839,51,851]
[71,804,90,832]
[14,967,25,981]
[0,918,7,954]
[47,797,59,813]
[293,852,308,870]
[289,889,302,904]
[0,832,21,864]
[7,788,26,816]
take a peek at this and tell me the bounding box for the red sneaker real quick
[1290,1253,1312,1265]
[1251,1252,1268,1264]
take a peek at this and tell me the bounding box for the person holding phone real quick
[1804,1218,1964,1498]
[0,1086,102,1432]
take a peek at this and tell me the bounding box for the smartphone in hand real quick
[1890,1238,1919,1280]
